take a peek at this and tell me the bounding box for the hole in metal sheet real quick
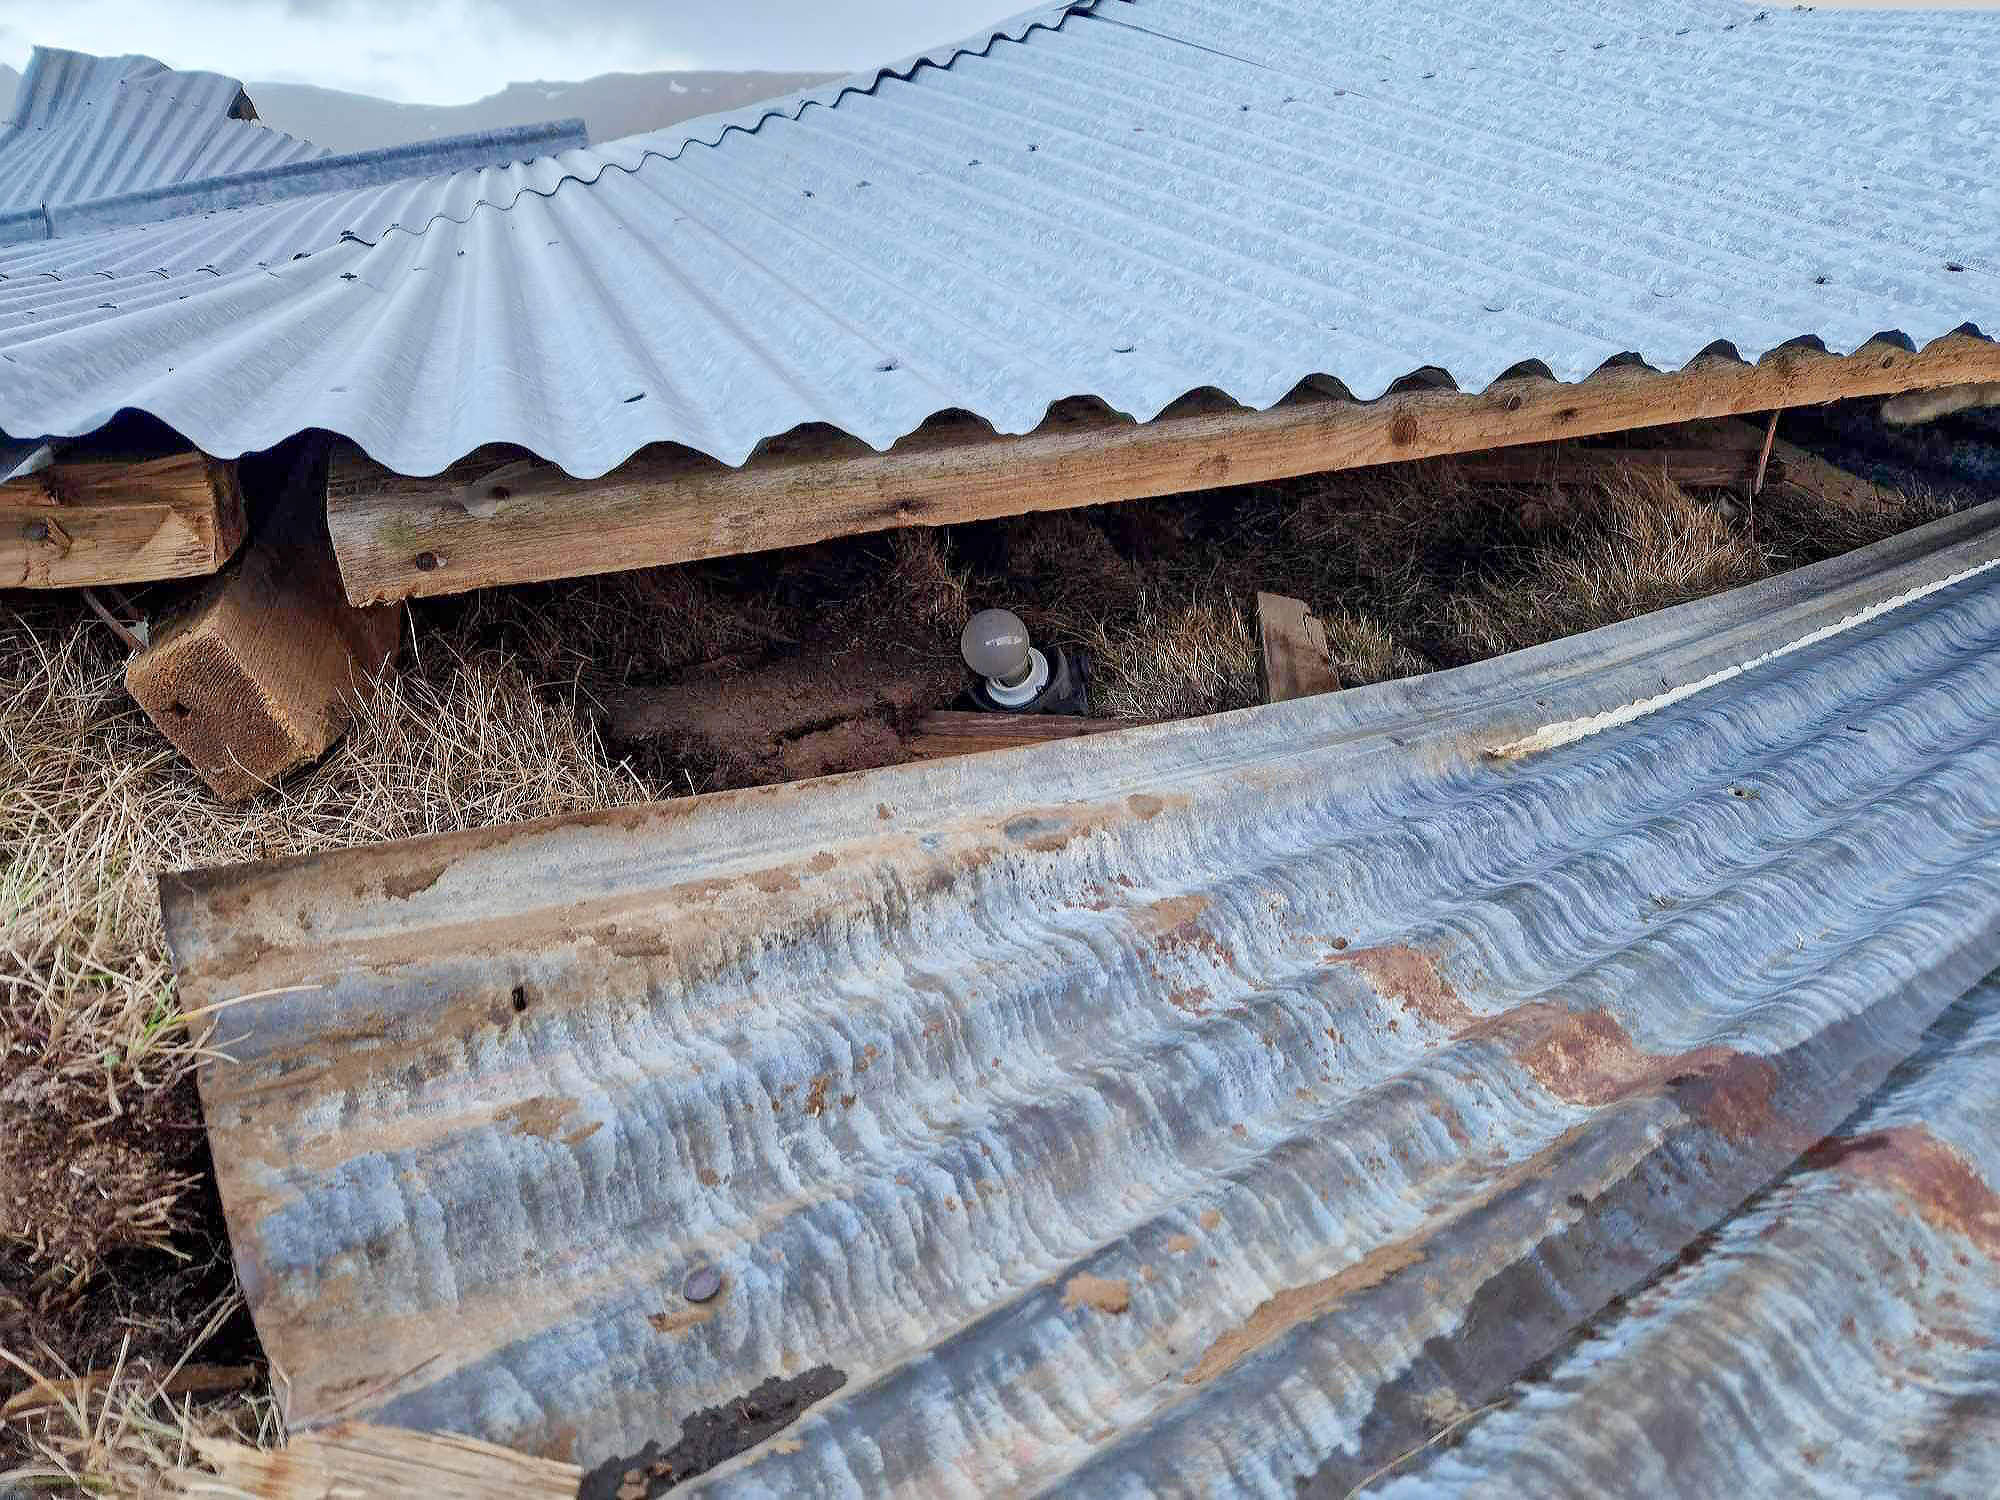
[511,984,530,1014]
[414,550,442,572]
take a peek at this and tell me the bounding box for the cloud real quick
[0,0,1027,102]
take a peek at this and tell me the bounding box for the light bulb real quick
[962,608,1034,687]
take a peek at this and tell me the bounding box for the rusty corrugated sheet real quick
[164,502,2000,1495]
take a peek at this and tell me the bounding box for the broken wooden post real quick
[1,449,246,587]
[1256,592,1339,704]
[125,439,402,801]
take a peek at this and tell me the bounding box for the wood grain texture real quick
[326,333,2000,604]
[126,442,401,801]
[902,709,1154,760]
[185,1421,580,1499]
[1256,592,1339,704]
[1,450,245,588]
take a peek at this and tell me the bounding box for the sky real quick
[0,0,1027,103]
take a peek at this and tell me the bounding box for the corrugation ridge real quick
[165,533,2000,1486]
[1365,975,2000,1497]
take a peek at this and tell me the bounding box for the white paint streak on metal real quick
[1486,551,2000,760]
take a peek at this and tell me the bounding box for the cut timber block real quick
[1,450,245,587]
[127,442,401,801]
[1257,592,1339,704]
[185,1421,581,1499]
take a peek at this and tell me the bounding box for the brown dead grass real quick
[2,597,662,1492]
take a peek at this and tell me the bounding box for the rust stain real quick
[1186,1237,1424,1385]
[1127,793,1166,819]
[697,1168,721,1187]
[1327,945,1472,1028]
[1467,1003,1779,1143]
[1809,1126,2000,1260]
[804,1074,832,1117]
[1063,1273,1132,1315]
[1167,1234,1195,1254]
[561,1122,602,1148]
[376,857,452,902]
[497,1096,580,1141]
[649,1285,727,1336]
[1200,1209,1222,1231]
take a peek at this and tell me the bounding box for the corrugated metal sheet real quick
[162,501,2000,1494]
[0,47,587,248]
[0,48,326,228]
[2,0,1998,476]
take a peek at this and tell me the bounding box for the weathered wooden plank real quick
[126,441,402,801]
[325,333,2000,604]
[1,450,245,588]
[1880,381,2000,426]
[903,709,1154,759]
[1449,446,1774,489]
[184,1421,580,1499]
[1256,592,1340,704]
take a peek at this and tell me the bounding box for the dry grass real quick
[2,595,664,1493]
[0,423,1962,1494]
[1441,472,1768,657]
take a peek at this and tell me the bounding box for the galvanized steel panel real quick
[163,504,2000,1493]
[0,48,326,230]
[2,0,1998,473]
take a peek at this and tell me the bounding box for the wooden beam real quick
[185,1421,580,1499]
[1447,446,1778,489]
[903,710,1153,760]
[1256,592,1340,704]
[2,449,245,588]
[126,441,402,801]
[325,333,2000,605]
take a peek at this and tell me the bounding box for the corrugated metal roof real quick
[0,46,587,248]
[0,48,327,230]
[161,501,2000,1494]
[1,0,1997,476]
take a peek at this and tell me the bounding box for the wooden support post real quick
[2,449,245,588]
[126,441,402,801]
[325,332,2000,605]
[1256,592,1339,704]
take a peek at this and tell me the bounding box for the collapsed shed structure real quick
[7,0,2000,1494]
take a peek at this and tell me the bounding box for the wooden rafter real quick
[2,449,245,588]
[324,332,2000,605]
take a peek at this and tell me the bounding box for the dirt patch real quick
[1329,945,1474,1029]
[1185,1238,1424,1385]
[497,1095,580,1140]
[579,1365,847,1498]
[608,650,959,785]
[1063,1272,1133,1315]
